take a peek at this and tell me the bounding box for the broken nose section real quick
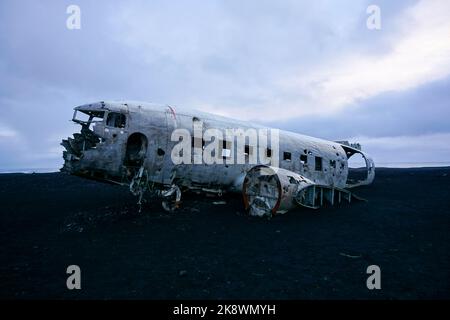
[61,126,101,175]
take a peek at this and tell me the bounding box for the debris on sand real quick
[339,252,362,259]
[178,270,188,277]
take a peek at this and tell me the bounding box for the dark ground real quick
[0,168,449,299]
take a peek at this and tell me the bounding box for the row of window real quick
[191,138,254,158]
[283,151,344,171]
[283,151,324,171]
[190,138,342,172]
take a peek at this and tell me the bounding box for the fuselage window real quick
[220,140,232,158]
[300,154,308,164]
[106,112,126,128]
[244,145,254,156]
[283,152,291,161]
[315,156,323,171]
[266,148,272,158]
[330,159,336,168]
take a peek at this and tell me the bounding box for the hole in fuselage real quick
[157,148,165,156]
[347,152,368,185]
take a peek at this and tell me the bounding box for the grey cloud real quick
[268,76,450,140]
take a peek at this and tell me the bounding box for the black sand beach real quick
[0,168,449,299]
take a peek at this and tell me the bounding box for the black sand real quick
[0,168,449,299]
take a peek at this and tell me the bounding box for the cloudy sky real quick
[0,0,449,170]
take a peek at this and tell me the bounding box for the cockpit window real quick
[72,110,105,129]
[106,112,126,128]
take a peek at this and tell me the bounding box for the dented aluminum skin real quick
[61,101,375,216]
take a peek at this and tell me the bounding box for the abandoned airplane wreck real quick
[61,101,375,217]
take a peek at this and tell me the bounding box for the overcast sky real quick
[1,0,449,170]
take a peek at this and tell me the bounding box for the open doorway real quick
[124,132,148,168]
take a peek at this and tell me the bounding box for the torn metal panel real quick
[242,165,364,217]
[339,144,375,188]
[242,166,308,216]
